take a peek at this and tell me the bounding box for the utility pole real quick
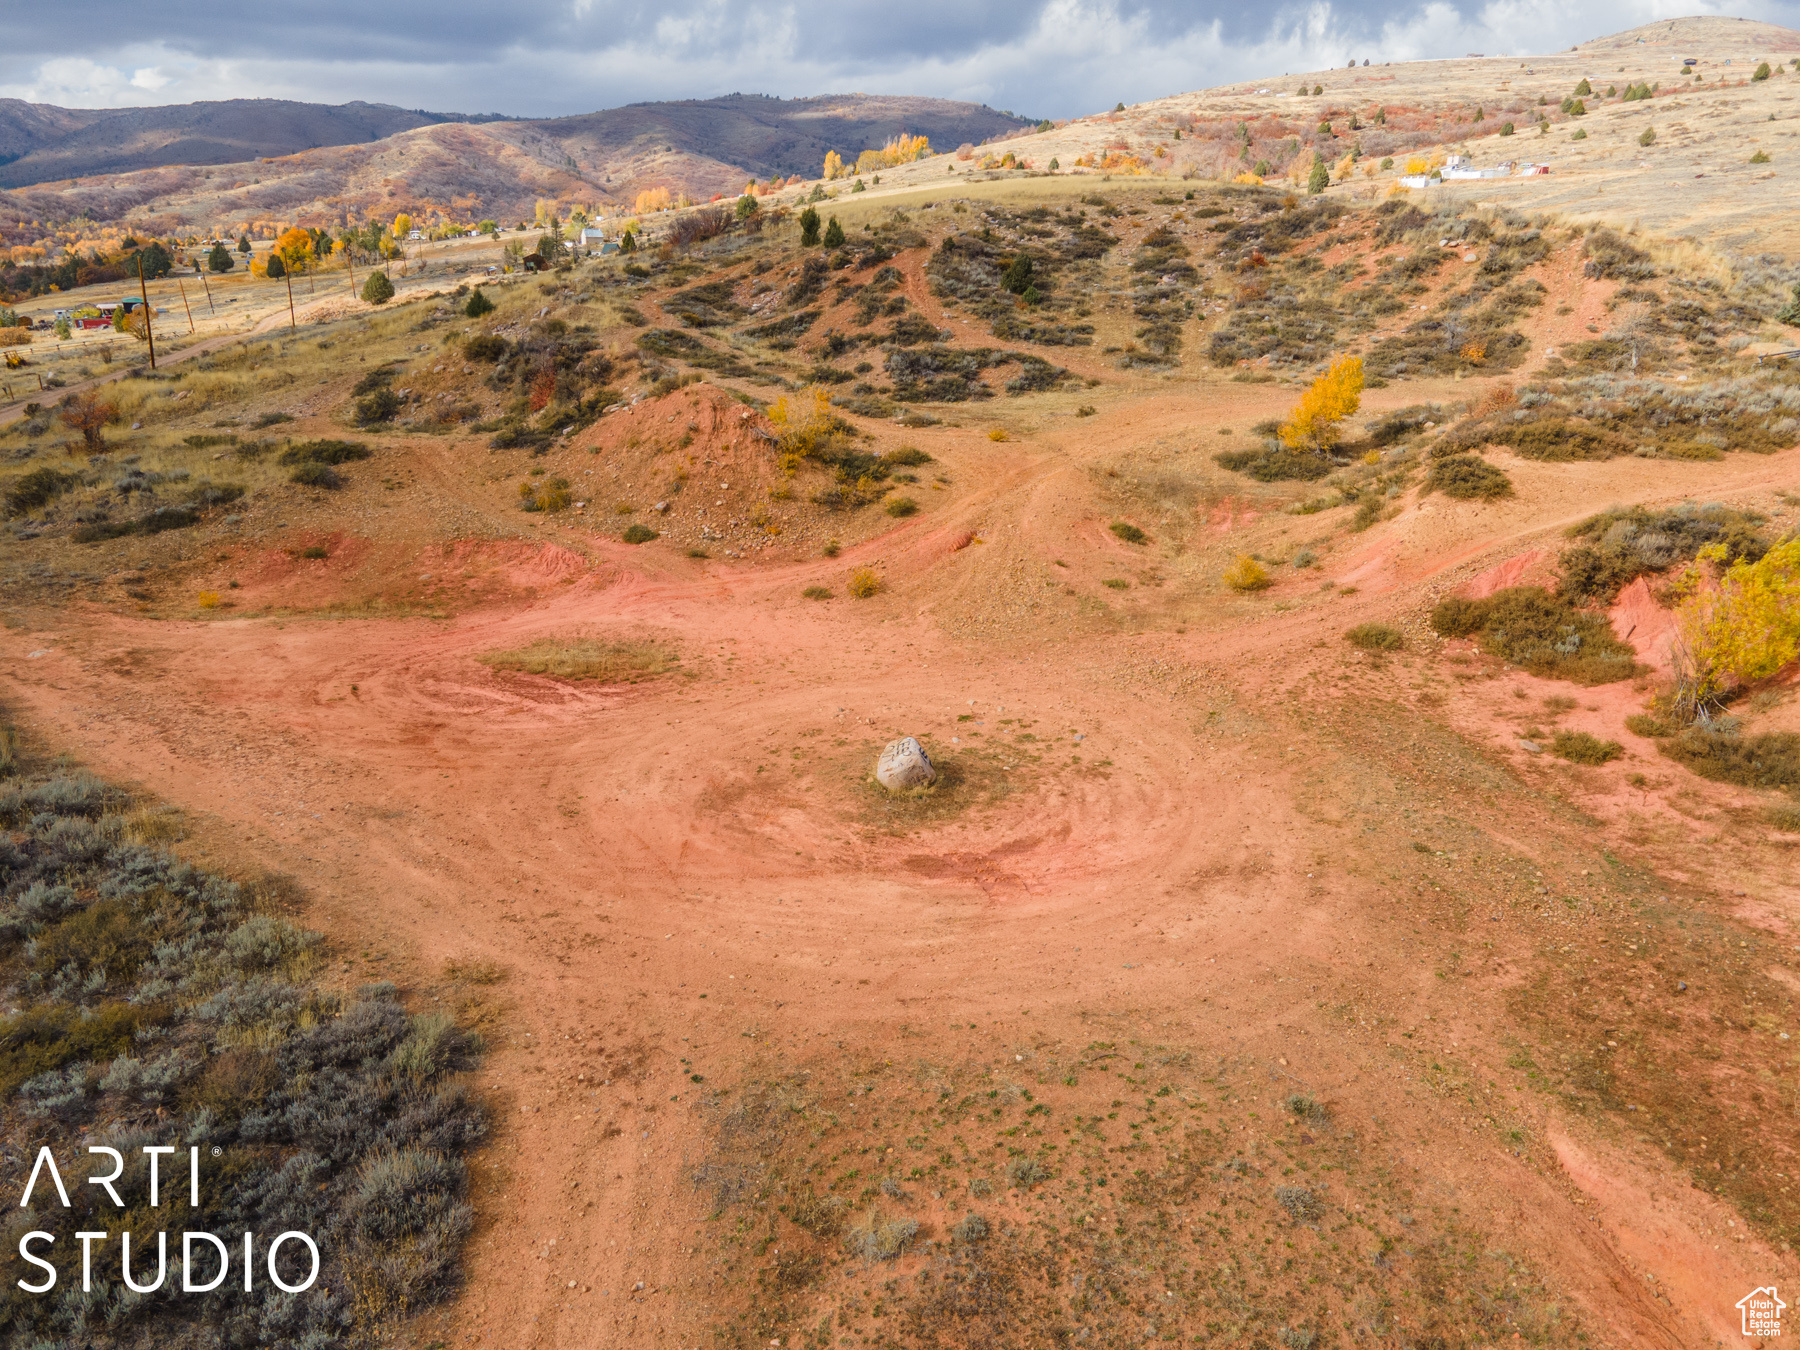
[137,255,156,370]
[198,264,216,315]
[176,279,195,333]
[284,269,297,333]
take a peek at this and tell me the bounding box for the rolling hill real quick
[0,93,1031,239]
[0,98,505,188]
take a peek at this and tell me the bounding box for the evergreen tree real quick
[822,217,845,248]
[265,254,285,279]
[465,287,495,318]
[1002,252,1034,295]
[361,270,395,304]
[1306,156,1330,194]
[207,243,233,272]
[237,234,251,254]
[799,207,821,247]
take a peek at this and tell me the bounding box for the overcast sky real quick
[2,0,1792,120]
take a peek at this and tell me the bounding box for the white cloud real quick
[0,0,1793,118]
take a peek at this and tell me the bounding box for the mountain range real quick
[0,94,1031,236]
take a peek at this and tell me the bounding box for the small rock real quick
[654,500,669,513]
[1518,739,1541,754]
[876,737,936,792]
[131,421,143,429]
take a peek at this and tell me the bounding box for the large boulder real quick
[876,737,936,792]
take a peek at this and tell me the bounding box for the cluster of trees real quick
[797,207,844,249]
[821,134,932,181]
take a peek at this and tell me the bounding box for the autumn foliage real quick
[275,226,315,272]
[1674,538,1800,711]
[823,134,931,180]
[1278,355,1364,455]
[59,392,116,454]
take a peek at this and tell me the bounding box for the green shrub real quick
[0,1002,166,1096]
[1559,503,1768,602]
[1345,623,1403,651]
[1659,727,1800,791]
[465,334,507,362]
[1493,418,1629,460]
[1428,586,1638,684]
[622,523,659,544]
[885,497,919,517]
[464,287,496,318]
[1215,447,1331,481]
[1424,455,1513,500]
[279,439,372,466]
[802,585,833,600]
[1765,801,1800,831]
[1552,730,1623,764]
[883,446,932,466]
[1110,521,1148,544]
[1625,712,1674,738]
[823,217,845,248]
[4,466,77,518]
[289,462,341,488]
[354,387,402,424]
[361,270,395,304]
[0,763,484,1346]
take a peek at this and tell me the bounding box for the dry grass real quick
[477,637,676,682]
[690,1041,1581,1350]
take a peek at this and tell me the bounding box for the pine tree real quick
[361,271,394,305]
[237,234,251,254]
[1306,156,1330,194]
[265,254,285,279]
[798,207,821,247]
[822,217,845,248]
[465,287,495,319]
[1002,252,1034,294]
[207,243,233,272]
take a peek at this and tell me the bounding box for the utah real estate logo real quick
[1739,1286,1785,1338]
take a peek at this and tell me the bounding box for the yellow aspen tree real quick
[822,151,845,180]
[1278,355,1364,455]
[1676,538,1800,704]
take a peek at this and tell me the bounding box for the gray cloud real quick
[2,0,1792,120]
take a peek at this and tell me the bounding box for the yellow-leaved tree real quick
[822,150,846,180]
[1279,355,1363,456]
[275,226,314,273]
[392,212,413,240]
[634,187,672,214]
[1673,538,1800,713]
